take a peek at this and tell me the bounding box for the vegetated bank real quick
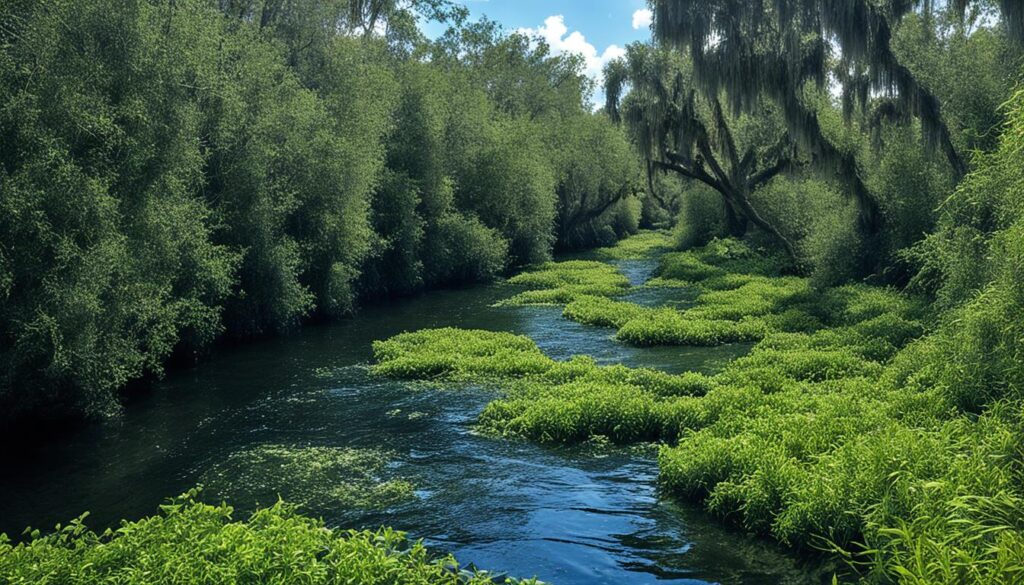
[0,0,649,430]
[0,489,539,585]
[372,172,1024,585]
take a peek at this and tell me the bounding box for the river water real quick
[1,259,833,584]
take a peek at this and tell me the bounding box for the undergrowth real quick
[0,489,539,584]
[372,233,1024,583]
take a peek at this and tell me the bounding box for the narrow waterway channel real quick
[1,257,832,584]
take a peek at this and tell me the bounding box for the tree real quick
[649,0,1022,187]
[606,44,803,258]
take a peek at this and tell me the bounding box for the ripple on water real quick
[0,256,834,585]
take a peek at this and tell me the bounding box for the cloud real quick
[632,8,652,30]
[517,15,625,82]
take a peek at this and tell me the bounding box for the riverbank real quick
[1,231,837,585]
[372,232,1024,583]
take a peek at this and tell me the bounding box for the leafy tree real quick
[606,44,804,258]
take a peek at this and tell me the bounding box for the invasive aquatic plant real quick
[371,224,1024,584]
[563,296,652,329]
[371,328,555,380]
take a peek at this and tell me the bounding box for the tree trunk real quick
[731,187,798,260]
[723,198,748,238]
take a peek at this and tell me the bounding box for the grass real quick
[0,490,540,584]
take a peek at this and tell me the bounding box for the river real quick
[0,258,833,584]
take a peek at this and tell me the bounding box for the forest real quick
[2,0,1024,584]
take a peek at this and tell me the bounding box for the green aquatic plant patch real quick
[593,230,674,260]
[371,328,555,380]
[562,295,652,328]
[369,230,1024,584]
[201,445,413,511]
[0,490,539,585]
[616,310,769,346]
[497,260,631,306]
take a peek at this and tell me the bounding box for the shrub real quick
[0,491,538,585]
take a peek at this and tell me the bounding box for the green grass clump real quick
[498,260,631,306]
[201,445,413,511]
[372,328,554,380]
[478,359,715,444]
[593,230,673,260]
[0,490,539,585]
[563,295,652,328]
[616,310,768,346]
[657,253,726,282]
[656,238,789,286]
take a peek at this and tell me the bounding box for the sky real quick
[422,0,654,107]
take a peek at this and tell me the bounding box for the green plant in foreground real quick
[0,490,540,585]
[369,227,1024,583]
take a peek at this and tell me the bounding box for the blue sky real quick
[423,1,654,106]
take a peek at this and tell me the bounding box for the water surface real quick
[1,259,832,584]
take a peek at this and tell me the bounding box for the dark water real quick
[1,259,832,584]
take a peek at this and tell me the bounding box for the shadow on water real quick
[0,259,835,584]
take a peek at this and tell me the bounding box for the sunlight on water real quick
[1,259,831,585]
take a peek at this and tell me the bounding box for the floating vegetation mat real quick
[202,445,413,512]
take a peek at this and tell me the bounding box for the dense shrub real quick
[0,0,646,426]
[0,491,538,585]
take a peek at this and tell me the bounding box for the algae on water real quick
[201,445,413,512]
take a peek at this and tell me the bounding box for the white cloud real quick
[517,15,625,82]
[632,8,652,30]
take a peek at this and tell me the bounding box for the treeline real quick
[0,0,645,426]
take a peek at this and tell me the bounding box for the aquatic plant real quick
[496,260,631,306]
[201,445,413,512]
[562,296,652,329]
[371,225,1024,584]
[616,310,769,346]
[0,489,540,584]
[593,230,674,260]
[371,328,554,380]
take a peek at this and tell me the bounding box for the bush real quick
[673,184,727,249]
[0,491,538,585]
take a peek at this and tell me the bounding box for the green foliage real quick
[673,184,728,249]
[0,491,539,585]
[616,311,769,346]
[563,296,651,329]
[593,230,674,260]
[371,328,555,380]
[497,260,631,306]
[0,0,645,426]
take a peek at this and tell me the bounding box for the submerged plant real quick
[201,445,414,512]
